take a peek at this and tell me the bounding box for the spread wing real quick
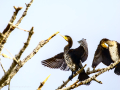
[70,38,88,63]
[41,52,70,71]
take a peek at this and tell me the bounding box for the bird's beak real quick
[101,42,108,49]
[59,34,68,41]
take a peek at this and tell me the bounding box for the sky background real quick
[0,0,120,90]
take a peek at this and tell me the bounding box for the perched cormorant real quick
[41,35,90,84]
[92,38,120,75]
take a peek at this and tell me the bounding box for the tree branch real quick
[15,27,34,59]
[37,74,51,90]
[57,64,87,90]
[8,22,29,32]
[0,0,34,88]
[0,0,34,55]
[0,31,59,89]
[60,59,120,90]
[0,27,34,88]
[2,6,22,34]
[0,7,22,55]
[86,67,104,75]
[0,59,6,73]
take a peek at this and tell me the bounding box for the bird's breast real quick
[64,53,77,71]
[109,42,119,62]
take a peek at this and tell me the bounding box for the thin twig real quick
[3,47,18,64]
[86,68,104,75]
[14,0,34,27]
[1,54,12,60]
[37,74,51,90]
[8,83,10,90]
[8,22,29,32]
[0,59,6,73]
[93,78,102,84]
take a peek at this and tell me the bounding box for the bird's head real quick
[59,34,72,42]
[100,38,109,49]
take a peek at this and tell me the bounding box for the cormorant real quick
[92,38,120,75]
[41,35,90,84]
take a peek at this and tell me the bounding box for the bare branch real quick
[86,67,104,75]
[0,7,22,55]
[60,59,120,90]
[0,59,6,73]
[0,0,34,55]
[57,64,87,89]
[93,78,102,84]
[37,74,51,90]
[15,27,34,59]
[3,47,19,64]
[14,0,34,27]
[0,27,34,88]
[8,83,10,90]
[0,0,34,87]
[8,22,29,32]
[21,31,59,65]
[1,54,12,60]
[2,6,22,34]
[0,31,59,89]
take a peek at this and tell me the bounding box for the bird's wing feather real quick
[117,42,120,56]
[92,45,103,68]
[69,41,88,63]
[41,52,70,71]
[102,48,113,66]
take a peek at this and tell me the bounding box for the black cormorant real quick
[41,35,90,84]
[92,38,120,75]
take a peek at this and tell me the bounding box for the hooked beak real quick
[59,34,68,41]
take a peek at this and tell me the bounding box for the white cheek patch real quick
[109,42,119,62]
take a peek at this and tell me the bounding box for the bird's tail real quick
[78,70,90,85]
[114,63,120,75]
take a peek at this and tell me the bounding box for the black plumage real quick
[41,35,90,84]
[92,38,120,75]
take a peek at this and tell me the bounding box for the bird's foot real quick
[69,75,73,80]
[68,71,76,80]
[73,71,76,74]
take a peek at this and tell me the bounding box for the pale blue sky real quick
[0,0,120,90]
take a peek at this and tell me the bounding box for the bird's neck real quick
[64,40,73,53]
